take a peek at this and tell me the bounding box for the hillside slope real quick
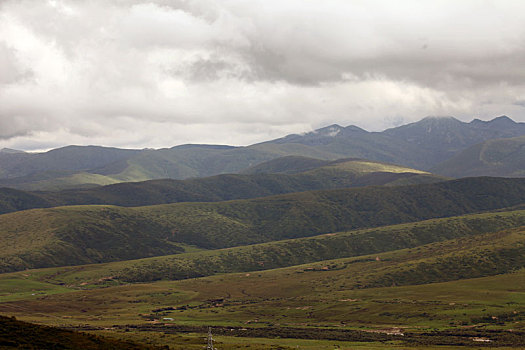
[241,155,332,174]
[431,135,525,178]
[0,158,444,215]
[1,177,525,272]
[71,209,525,284]
[383,115,525,163]
[0,316,157,349]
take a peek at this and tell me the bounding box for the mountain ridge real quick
[0,157,444,215]
[1,115,525,190]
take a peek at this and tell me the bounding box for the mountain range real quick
[1,115,525,190]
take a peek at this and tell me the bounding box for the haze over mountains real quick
[1,115,524,191]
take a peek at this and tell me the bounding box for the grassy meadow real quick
[1,220,524,347]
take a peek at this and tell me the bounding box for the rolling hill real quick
[28,209,522,285]
[1,177,525,272]
[0,158,445,215]
[241,155,332,174]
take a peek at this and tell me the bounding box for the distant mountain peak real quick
[296,124,343,139]
[420,115,462,123]
[171,144,237,150]
[422,115,457,120]
[0,148,25,154]
[469,115,517,127]
[489,115,516,124]
[344,125,367,133]
[470,115,524,130]
[311,124,343,136]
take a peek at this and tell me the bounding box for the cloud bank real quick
[1,0,525,150]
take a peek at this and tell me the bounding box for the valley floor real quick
[1,257,524,348]
[1,208,525,348]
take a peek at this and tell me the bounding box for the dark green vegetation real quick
[108,210,525,284]
[2,177,525,273]
[0,315,162,349]
[0,207,185,273]
[432,135,525,178]
[2,209,521,287]
[0,158,443,215]
[2,116,524,190]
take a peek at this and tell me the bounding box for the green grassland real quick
[2,177,525,348]
[17,172,123,191]
[1,226,524,347]
[0,209,523,291]
[81,209,525,285]
[2,177,525,273]
[0,142,430,191]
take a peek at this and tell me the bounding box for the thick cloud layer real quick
[1,0,525,150]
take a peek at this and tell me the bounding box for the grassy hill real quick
[0,315,159,349]
[1,177,525,272]
[117,212,525,285]
[11,209,519,287]
[0,206,186,273]
[431,135,525,178]
[0,158,445,215]
[241,155,332,174]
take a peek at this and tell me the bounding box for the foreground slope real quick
[1,225,524,348]
[0,158,444,215]
[1,177,525,272]
[0,315,158,349]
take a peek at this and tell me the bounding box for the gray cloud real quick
[1,0,525,151]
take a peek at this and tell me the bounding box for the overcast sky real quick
[1,0,525,151]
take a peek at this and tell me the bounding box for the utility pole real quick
[206,327,216,350]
